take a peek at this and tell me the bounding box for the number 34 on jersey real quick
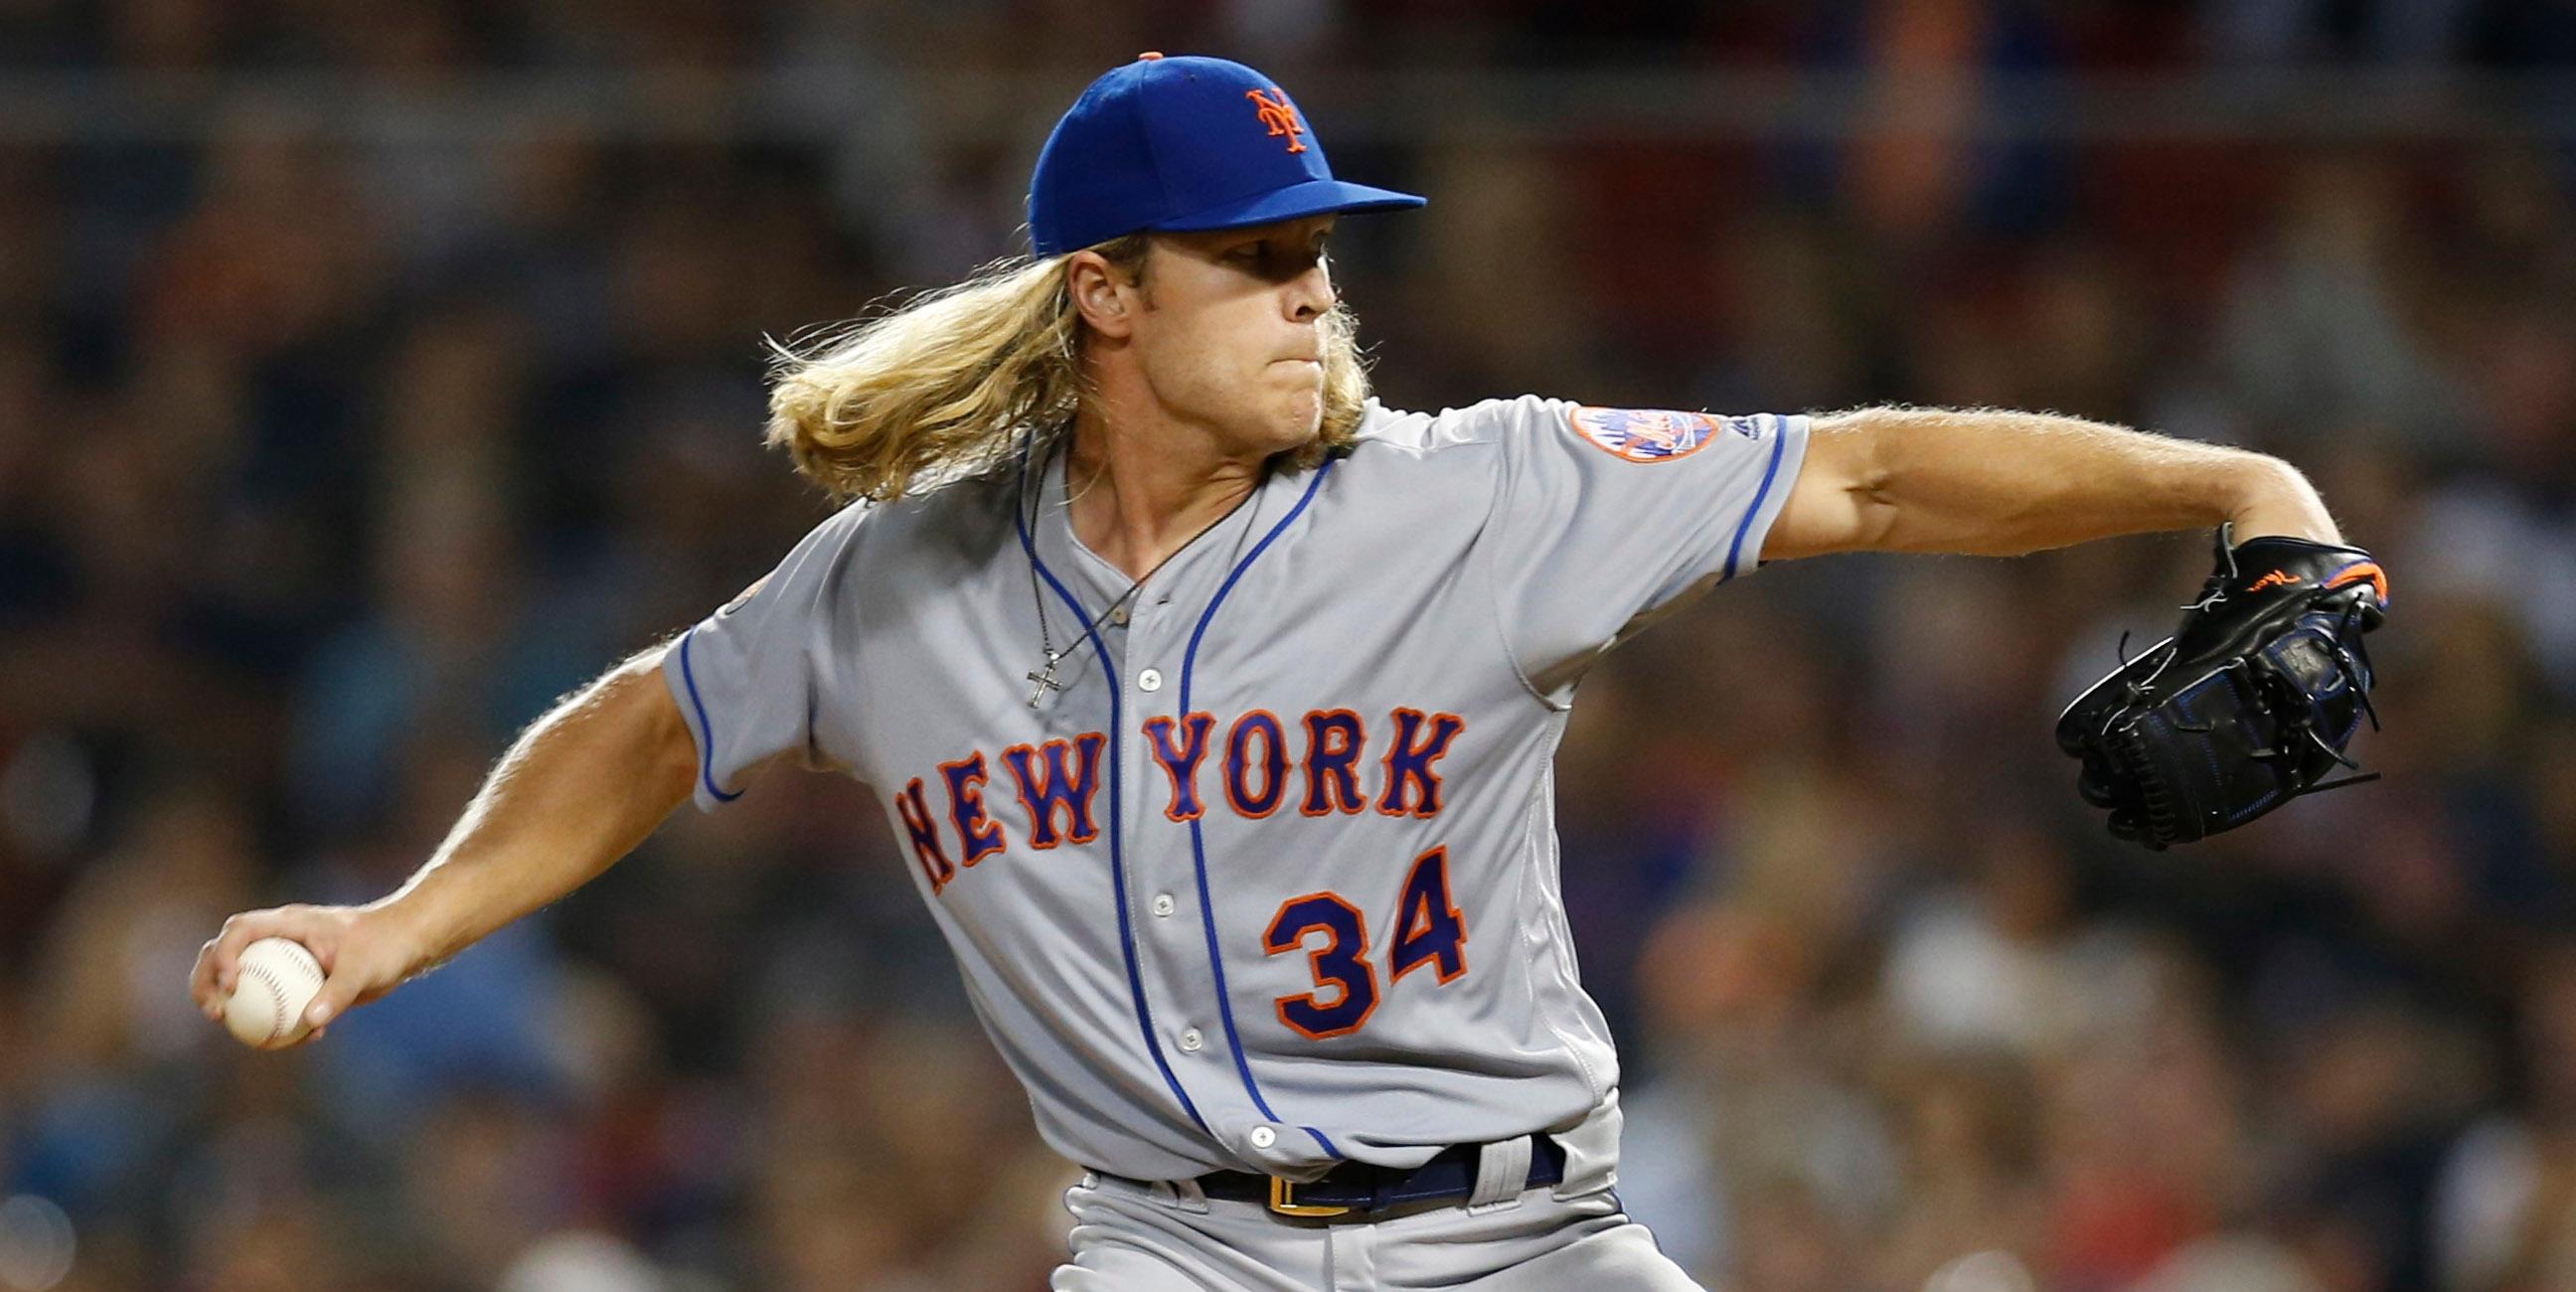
[886,702,1474,1043]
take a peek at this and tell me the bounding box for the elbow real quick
[1768,412,1900,560]
[1827,411,1903,548]
[1852,484,1905,552]
[1830,432,1909,555]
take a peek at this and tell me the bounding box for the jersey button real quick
[1137,668,1164,692]
[1179,1028,1204,1052]
[1151,893,1176,917]
[1248,1126,1278,1150]
[1109,605,1131,627]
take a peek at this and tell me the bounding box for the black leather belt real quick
[1101,1134,1567,1218]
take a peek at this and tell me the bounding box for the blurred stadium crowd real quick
[5,2,2576,1290]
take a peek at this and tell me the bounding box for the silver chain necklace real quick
[1019,430,1265,707]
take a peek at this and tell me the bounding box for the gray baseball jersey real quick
[664,395,1810,1186]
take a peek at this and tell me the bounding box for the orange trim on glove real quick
[2324,562,2389,602]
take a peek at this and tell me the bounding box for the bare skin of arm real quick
[188,644,701,1044]
[1760,406,2342,563]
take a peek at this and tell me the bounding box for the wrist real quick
[358,890,456,974]
[2224,457,2340,546]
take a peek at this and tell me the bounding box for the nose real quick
[1285,256,1336,322]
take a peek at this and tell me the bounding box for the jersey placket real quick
[1112,585,1232,1125]
[1037,452,1341,1170]
[1113,532,1296,1166]
[1014,472,1219,1150]
[1161,463,1344,1170]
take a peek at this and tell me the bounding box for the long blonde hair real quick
[765,237,1375,503]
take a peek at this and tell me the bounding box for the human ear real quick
[1066,252,1139,339]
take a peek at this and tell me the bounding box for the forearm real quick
[1821,406,2339,557]
[367,646,700,967]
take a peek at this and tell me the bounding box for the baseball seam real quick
[240,963,291,1043]
[241,948,323,1045]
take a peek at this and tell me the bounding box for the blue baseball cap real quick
[1027,54,1426,257]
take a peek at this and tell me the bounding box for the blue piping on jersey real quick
[1720,415,1792,580]
[1013,475,1213,1140]
[675,629,743,804]
[1178,460,1338,1157]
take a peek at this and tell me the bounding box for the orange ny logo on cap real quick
[1245,88,1308,153]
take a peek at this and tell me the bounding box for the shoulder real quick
[1345,395,1571,459]
[856,468,1020,551]
[1335,397,1580,496]
[1306,400,1560,535]
[772,469,1023,592]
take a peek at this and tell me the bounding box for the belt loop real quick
[1466,1135,1534,1212]
[1171,1177,1210,1214]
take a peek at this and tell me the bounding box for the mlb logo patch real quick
[1567,406,1758,463]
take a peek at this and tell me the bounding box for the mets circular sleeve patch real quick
[1566,405,1758,463]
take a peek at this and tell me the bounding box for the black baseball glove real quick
[2055,524,2389,850]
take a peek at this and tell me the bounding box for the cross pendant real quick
[1027,662,1064,708]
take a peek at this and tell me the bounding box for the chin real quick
[1270,402,1325,454]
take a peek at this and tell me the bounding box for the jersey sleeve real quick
[661,502,869,812]
[1479,396,1810,696]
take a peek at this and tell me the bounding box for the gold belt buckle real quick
[1268,1177,1352,1217]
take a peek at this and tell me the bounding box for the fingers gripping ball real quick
[2056,524,2390,850]
[223,937,326,1049]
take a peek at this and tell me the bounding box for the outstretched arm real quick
[189,644,701,1043]
[1758,406,2340,563]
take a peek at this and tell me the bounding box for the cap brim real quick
[1150,178,1426,234]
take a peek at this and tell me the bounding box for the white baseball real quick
[223,937,326,1050]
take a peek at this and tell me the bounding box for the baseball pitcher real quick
[191,54,2386,1290]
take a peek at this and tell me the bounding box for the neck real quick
[1062,398,1268,583]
